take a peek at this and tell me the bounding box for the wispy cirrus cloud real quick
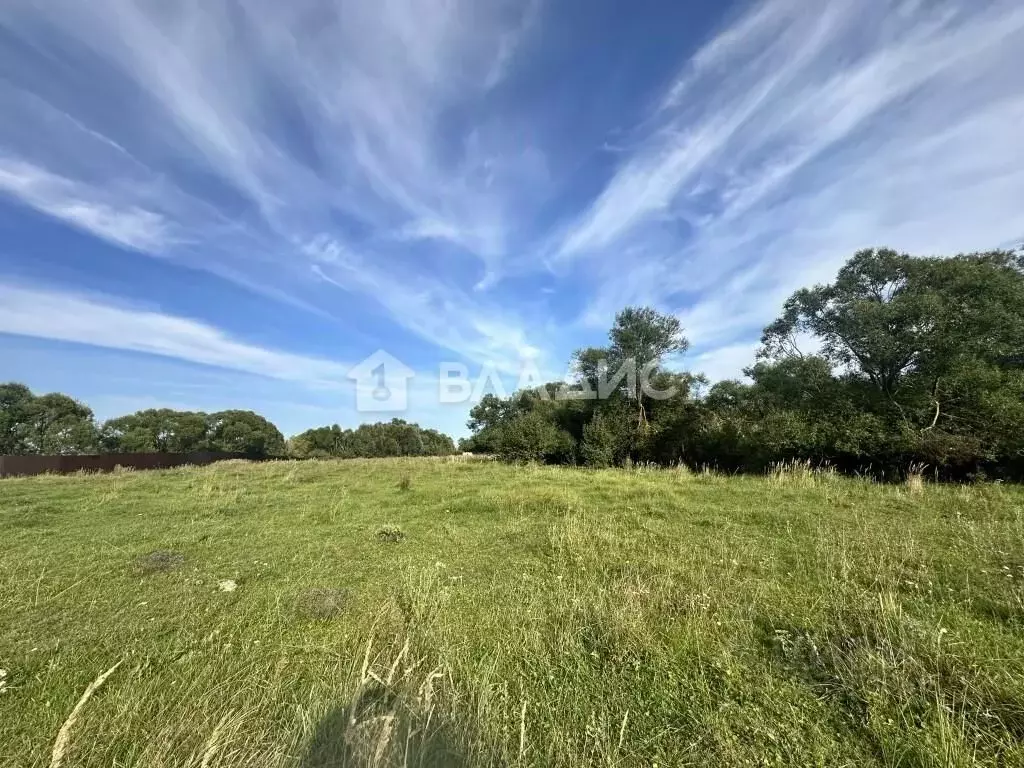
[558,0,1024,377]
[3,0,547,262]
[2,0,1024,399]
[0,157,172,252]
[0,283,351,385]
[307,236,541,373]
[0,0,549,368]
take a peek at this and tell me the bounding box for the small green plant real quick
[376,525,406,543]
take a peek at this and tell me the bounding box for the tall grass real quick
[1,459,1023,766]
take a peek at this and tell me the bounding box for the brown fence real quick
[0,451,246,478]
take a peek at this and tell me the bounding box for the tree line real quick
[5,248,1021,476]
[0,387,289,458]
[0,388,456,460]
[288,420,456,458]
[461,249,1024,480]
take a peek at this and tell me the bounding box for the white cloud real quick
[0,0,544,259]
[310,245,541,374]
[0,0,550,369]
[0,283,352,385]
[0,157,171,252]
[3,0,1023,401]
[561,0,1024,358]
[689,341,760,383]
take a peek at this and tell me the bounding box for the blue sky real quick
[2,0,1023,439]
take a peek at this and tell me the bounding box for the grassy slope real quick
[1,459,1023,767]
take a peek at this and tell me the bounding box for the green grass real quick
[2,458,1024,767]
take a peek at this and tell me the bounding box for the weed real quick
[376,525,406,543]
[766,459,841,490]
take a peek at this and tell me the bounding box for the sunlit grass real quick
[1,458,1023,766]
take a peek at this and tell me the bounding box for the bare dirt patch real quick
[134,549,185,575]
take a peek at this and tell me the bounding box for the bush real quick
[580,412,616,468]
[496,411,576,464]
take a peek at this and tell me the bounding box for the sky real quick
[1,0,1023,439]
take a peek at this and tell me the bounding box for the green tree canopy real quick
[1,383,97,455]
[100,409,211,453]
[289,419,456,459]
[462,250,1024,479]
[207,410,286,458]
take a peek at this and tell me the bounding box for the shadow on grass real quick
[300,686,467,768]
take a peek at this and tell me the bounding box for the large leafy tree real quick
[0,382,35,454]
[25,393,98,455]
[762,249,930,397]
[100,409,211,453]
[464,394,514,453]
[101,408,286,458]
[607,307,689,427]
[468,308,695,466]
[290,424,346,458]
[0,384,97,455]
[207,410,286,458]
[496,409,575,464]
[290,420,456,459]
[570,346,610,396]
[761,249,1024,432]
[758,248,1024,470]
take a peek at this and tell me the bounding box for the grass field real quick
[2,459,1024,767]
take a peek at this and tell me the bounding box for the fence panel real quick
[0,451,245,478]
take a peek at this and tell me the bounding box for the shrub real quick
[496,411,576,464]
[580,412,617,468]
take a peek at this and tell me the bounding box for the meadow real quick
[1,458,1023,767]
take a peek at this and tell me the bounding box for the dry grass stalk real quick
[518,698,527,761]
[199,712,232,768]
[906,462,928,494]
[49,658,123,768]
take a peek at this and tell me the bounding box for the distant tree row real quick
[289,419,457,459]
[100,408,286,458]
[0,386,458,461]
[6,248,1021,477]
[461,249,1024,480]
[0,388,287,458]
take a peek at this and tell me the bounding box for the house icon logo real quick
[347,350,415,412]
